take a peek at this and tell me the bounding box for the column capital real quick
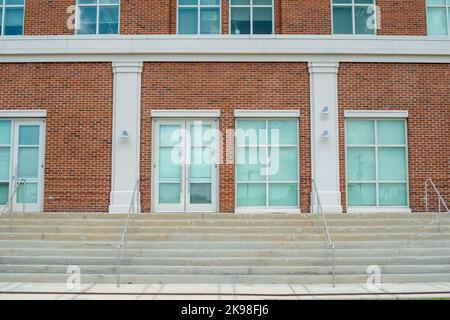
[112,61,143,74]
[308,62,339,74]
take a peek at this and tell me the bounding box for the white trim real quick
[344,110,408,118]
[235,208,301,214]
[0,36,449,63]
[0,110,46,118]
[347,207,412,214]
[112,61,143,73]
[234,110,300,118]
[151,110,220,118]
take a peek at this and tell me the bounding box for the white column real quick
[309,61,342,213]
[109,62,143,213]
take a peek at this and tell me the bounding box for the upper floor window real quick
[427,0,449,35]
[76,0,120,35]
[230,0,273,35]
[177,0,221,35]
[332,0,376,35]
[0,0,25,36]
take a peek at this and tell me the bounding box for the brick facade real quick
[0,63,113,212]
[20,0,429,36]
[338,63,450,212]
[140,62,311,213]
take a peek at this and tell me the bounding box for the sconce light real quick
[120,130,129,140]
[322,130,330,139]
[322,106,330,115]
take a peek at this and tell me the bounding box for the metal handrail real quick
[425,178,449,233]
[0,179,27,228]
[116,179,140,287]
[311,179,336,287]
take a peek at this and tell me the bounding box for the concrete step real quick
[2,255,450,266]
[1,264,450,275]
[1,232,450,241]
[1,240,450,250]
[2,247,450,258]
[1,225,449,234]
[2,218,449,227]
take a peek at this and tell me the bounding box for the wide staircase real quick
[0,213,449,284]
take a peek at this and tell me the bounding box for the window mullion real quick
[374,120,379,206]
[96,2,100,35]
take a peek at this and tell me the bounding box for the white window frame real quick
[75,0,121,35]
[177,0,222,35]
[234,117,300,213]
[229,0,274,35]
[344,115,410,213]
[331,0,377,35]
[426,0,450,36]
[0,0,25,36]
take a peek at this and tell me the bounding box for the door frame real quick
[0,118,46,213]
[151,118,220,213]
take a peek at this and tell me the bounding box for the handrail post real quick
[117,244,121,287]
[23,180,26,215]
[331,244,336,287]
[425,180,428,213]
[438,197,441,233]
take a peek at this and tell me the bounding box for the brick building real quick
[0,0,448,215]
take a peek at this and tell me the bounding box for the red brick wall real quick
[21,0,430,36]
[140,62,311,213]
[121,0,171,34]
[281,0,331,34]
[0,63,113,212]
[377,0,427,35]
[338,63,450,212]
[25,0,75,35]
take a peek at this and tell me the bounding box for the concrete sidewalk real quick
[0,282,449,300]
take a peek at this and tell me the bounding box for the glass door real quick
[186,120,218,213]
[153,119,218,213]
[11,121,45,212]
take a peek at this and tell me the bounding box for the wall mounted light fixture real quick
[322,130,330,139]
[322,106,330,114]
[120,130,129,140]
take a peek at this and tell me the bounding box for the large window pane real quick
[4,7,24,35]
[347,147,376,181]
[427,7,449,35]
[236,146,266,181]
[160,125,182,146]
[159,183,181,204]
[348,183,376,206]
[99,6,119,34]
[377,120,406,145]
[200,8,220,34]
[268,147,297,181]
[355,6,375,34]
[190,183,212,204]
[346,120,375,145]
[379,183,407,206]
[19,126,40,145]
[236,120,266,145]
[0,183,9,205]
[269,183,297,207]
[159,147,181,179]
[333,7,353,34]
[77,6,97,34]
[178,8,198,34]
[190,146,212,179]
[268,120,297,145]
[253,7,272,34]
[378,147,407,181]
[0,121,11,145]
[237,183,266,206]
[231,7,250,34]
[18,147,39,179]
[16,183,38,204]
[0,147,11,180]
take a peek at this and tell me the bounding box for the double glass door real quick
[153,119,219,213]
[0,120,45,212]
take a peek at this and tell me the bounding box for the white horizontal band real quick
[0,110,47,118]
[344,110,408,118]
[151,110,220,118]
[235,110,300,118]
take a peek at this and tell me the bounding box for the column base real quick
[109,191,140,214]
[310,191,343,214]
